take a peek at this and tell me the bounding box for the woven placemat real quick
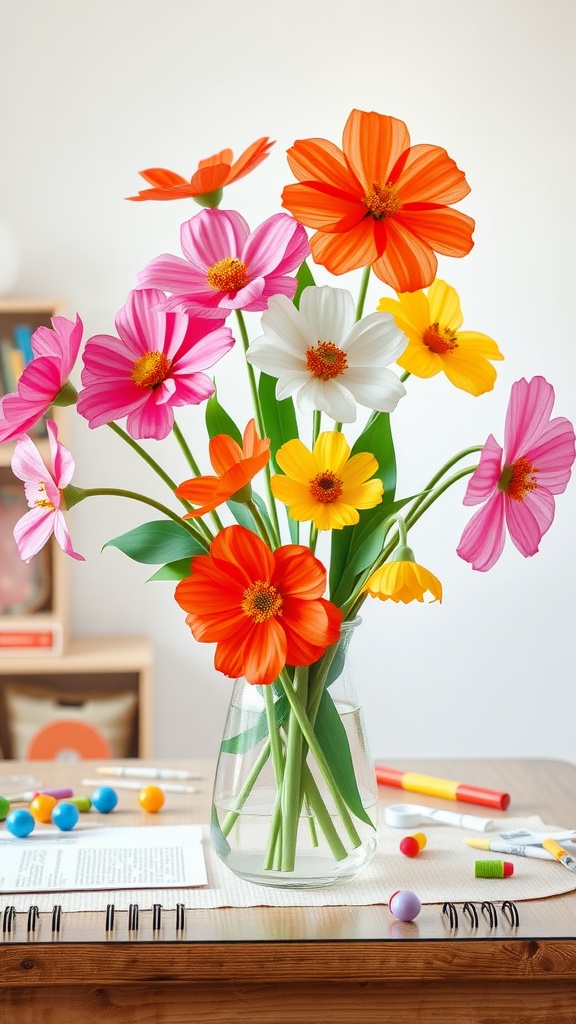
[5,816,575,912]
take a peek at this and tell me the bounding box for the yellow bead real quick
[138,785,165,813]
[30,794,57,823]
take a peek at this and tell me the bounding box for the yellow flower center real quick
[241,580,283,623]
[309,471,344,504]
[422,322,459,354]
[498,458,539,501]
[206,256,250,292]
[362,181,402,220]
[306,341,348,381]
[34,480,55,510]
[131,351,171,388]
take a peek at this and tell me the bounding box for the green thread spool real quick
[474,859,514,878]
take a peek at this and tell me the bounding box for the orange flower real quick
[176,420,270,518]
[175,525,343,685]
[127,137,274,206]
[281,109,474,293]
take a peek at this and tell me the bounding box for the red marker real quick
[375,766,510,810]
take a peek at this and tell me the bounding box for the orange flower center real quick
[306,341,348,381]
[422,322,458,354]
[362,181,402,220]
[131,351,171,388]
[241,580,283,623]
[498,458,539,501]
[206,256,250,292]
[309,471,343,504]
[34,480,55,510]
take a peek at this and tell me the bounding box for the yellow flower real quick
[377,279,503,396]
[271,431,383,531]
[364,548,442,604]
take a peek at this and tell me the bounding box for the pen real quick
[82,778,198,794]
[95,766,202,781]
[542,838,576,873]
[465,837,556,860]
[375,766,510,810]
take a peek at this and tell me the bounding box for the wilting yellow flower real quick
[271,431,383,531]
[364,548,442,604]
[378,279,503,396]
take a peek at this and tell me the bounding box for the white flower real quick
[246,285,408,423]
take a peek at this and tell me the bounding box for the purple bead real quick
[389,889,422,922]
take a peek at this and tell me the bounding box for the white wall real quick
[1,0,574,762]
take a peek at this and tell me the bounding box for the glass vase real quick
[210,618,379,888]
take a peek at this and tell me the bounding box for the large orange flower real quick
[175,525,343,685]
[127,137,274,206]
[281,109,474,292]
[176,420,270,518]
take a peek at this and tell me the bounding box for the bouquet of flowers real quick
[1,110,574,886]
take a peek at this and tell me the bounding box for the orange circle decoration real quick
[26,720,112,760]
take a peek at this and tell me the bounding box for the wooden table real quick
[1,757,575,1023]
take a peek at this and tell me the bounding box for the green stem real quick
[302,765,347,861]
[407,447,482,522]
[74,487,210,550]
[263,685,286,870]
[312,409,321,448]
[221,738,271,837]
[107,422,190,506]
[172,421,221,539]
[280,670,362,849]
[309,523,318,555]
[247,498,275,549]
[236,310,281,545]
[281,666,308,871]
[355,266,371,321]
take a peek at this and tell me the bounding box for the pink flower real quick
[76,288,235,440]
[138,208,310,319]
[11,420,84,563]
[0,315,82,442]
[457,376,575,571]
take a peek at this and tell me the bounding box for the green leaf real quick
[258,372,299,469]
[147,557,195,582]
[293,260,315,309]
[314,689,374,828]
[103,520,205,565]
[221,693,289,754]
[205,393,242,444]
[329,412,397,599]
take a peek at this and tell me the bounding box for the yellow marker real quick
[542,838,576,873]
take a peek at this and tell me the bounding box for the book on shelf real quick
[0,622,63,655]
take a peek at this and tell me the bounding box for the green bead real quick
[0,795,10,821]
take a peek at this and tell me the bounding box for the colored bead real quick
[399,832,427,858]
[34,788,73,800]
[474,859,514,878]
[30,794,58,823]
[389,889,422,922]
[138,785,165,813]
[91,786,118,813]
[6,808,35,838]
[69,796,92,812]
[51,802,80,831]
[0,795,10,821]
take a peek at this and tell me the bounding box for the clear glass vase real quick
[210,618,379,888]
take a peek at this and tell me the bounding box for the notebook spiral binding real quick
[442,901,519,933]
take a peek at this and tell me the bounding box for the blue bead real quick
[6,808,35,838]
[51,801,80,831]
[91,786,118,813]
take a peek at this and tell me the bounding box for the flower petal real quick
[456,491,506,571]
[299,286,356,346]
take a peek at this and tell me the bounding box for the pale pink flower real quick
[76,288,234,440]
[138,208,310,319]
[457,376,575,571]
[0,315,82,442]
[11,419,84,563]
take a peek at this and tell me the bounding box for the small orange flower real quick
[281,109,474,293]
[127,137,274,205]
[175,525,343,685]
[176,420,270,518]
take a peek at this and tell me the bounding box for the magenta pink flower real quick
[138,208,310,319]
[0,315,82,442]
[11,419,84,563]
[76,288,234,440]
[457,376,575,571]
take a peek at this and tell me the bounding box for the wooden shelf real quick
[0,635,153,759]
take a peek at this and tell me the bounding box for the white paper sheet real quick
[0,824,207,893]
